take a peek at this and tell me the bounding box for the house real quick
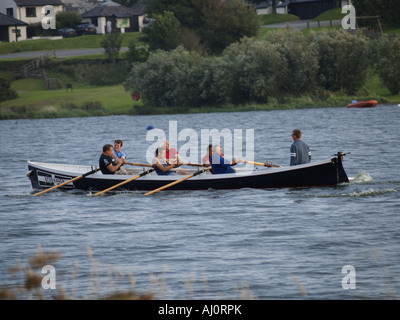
[0,11,28,42]
[130,0,148,32]
[0,0,63,26]
[255,1,289,15]
[287,0,340,20]
[81,0,143,34]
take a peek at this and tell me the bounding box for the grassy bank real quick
[0,82,132,119]
[259,13,300,25]
[1,74,397,120]
[0,33,144,55]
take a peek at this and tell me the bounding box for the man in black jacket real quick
[99,144,124,174]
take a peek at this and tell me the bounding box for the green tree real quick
[147,0,199,28]
[352,0,400,28]
[310,30,369,95]
[263,29,319,95]
[124,46,202,107]
[145,0,259,54]
[143,10,182,51]
[101,31,122,64]
[220,37,285,103]
[126,41,149,63]
[0,77,18,102]
[374,36,400,94]
[56,11,82,29]
[193,0,259,54]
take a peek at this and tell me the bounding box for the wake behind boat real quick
[26,153,350,193]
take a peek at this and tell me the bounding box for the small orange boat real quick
[347,100,378,108]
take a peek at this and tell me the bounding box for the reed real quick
[0,245,257,300]
[1,245,153,300]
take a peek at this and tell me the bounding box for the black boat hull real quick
[27,154,349,192]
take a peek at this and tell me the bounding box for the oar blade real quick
[92,168,155,196]
[144,167,211,196]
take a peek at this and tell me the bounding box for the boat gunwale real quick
[27,159,337,182]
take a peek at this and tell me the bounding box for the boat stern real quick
[27,161,76,190]
[333,152,350,184]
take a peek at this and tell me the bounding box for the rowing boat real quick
[26,153,350,193]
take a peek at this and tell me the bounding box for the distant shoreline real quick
[2,97,398,121]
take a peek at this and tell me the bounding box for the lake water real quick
[1,104,399,300]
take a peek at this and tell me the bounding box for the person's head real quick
[163,140,170,150]
[292,129,302,141]
[212,144,222,155]
[156,147,166,158]
[114,139,123,152]
[208,144,213,156]
[103,144,113,155]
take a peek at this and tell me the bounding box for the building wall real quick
[256,6,288,16]
[0,0,17,17]
[8,25,27,42]
[16,4,63,25]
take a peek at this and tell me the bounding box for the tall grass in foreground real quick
[0,245,152,300]
[0,245,255,300]
[1,245,397,299]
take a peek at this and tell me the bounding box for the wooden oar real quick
[126,162,153,168]
[92,168,155,196]
[145,167,211,196]
[184,163,208,167]
[244,160,281,168]
[33,168,100,196]
[127,161,207,168]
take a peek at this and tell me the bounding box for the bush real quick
[143,11,182,51]
[220,37,285,103]
[101,31,122,64]
[263,29,319,95]
[124,46,202,107]
[125,41,149,63]
[124,30,392,109]
[57,60,130,86]
[56,11,82,29]
[0,77,18,102]
[310,30,369,95]
[374,35,400,95]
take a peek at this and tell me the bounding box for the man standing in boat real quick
[290,129,311,166]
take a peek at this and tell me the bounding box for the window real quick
[91,18,98,27]
[6,8,14,16]
[26,7,36,17]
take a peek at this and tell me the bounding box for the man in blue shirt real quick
[113,139,126,161]
[112,139,135,174]
[290,129,311,166]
